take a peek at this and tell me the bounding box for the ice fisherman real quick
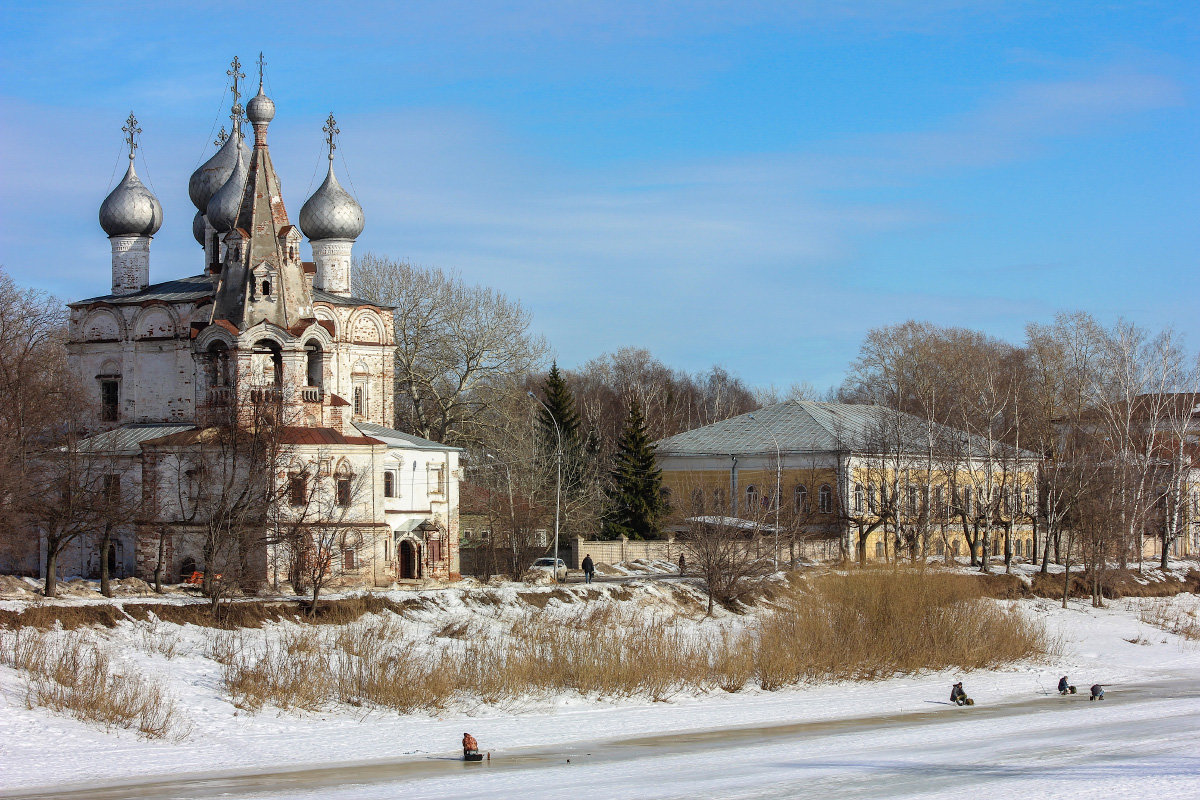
[1090,684,1105,701]
[463,732,479,757]
[1058,676,1072,695]
[582,554,595,584]
[950,682,970,706]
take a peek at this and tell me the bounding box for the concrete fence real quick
[565,536,683,569]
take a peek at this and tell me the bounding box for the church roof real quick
[655,400,1037,460]
[69,274,389,310]
[70,275,214,307]
[74,424,198,455]
[353,422,460,452]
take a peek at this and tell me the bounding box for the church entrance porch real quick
[398,539,421,580]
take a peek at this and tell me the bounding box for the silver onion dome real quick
[188,132,251,212]
[206,146,249,233]
[99,162,163,237]
[246,85,275,125]
[299,163,364,241]
[192,210,207,246]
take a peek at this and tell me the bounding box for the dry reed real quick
[0,627,185,738]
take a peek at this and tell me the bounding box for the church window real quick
[103,474,121,506]
[866,484,876,513]
[353,386,364,416]
[343,547,357,571]
[305,341,323,389]
[289,475,307,506]
[100,380,119,421]
[384,472,396,498]
[819,484,833,514]
[853,483,864,514]
[337,478,352,507]
[428,538,443,565]
[262,280,271,298]
[875,540,885,558]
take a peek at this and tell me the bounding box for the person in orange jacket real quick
[463,732,479,757]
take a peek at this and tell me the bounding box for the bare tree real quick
[353,254,549,447]
[274,455,374,615]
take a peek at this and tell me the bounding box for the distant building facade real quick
[656,401,1039,564]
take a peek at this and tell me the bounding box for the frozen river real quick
[10,678,1199,800]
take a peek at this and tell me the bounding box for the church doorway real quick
[399,540,421,580]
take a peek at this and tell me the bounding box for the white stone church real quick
[63,59,460,588]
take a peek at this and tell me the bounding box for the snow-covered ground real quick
[1,577,1198,799]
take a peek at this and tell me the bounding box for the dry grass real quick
[749,571,1052,687]
[1138,598,1200,641]
[218,572,1050,715]
[1030,569,1200,601]
[0,627,186,738]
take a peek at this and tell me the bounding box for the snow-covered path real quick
[9,678,1199,800]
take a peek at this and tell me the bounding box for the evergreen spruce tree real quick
[602,399,665,540]
[535,362,585,535]
[536,362,581,448]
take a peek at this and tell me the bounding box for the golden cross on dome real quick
[323,113,339,161]
[121,112,141,161]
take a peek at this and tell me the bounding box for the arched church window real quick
[384,472,395,498]
[252,340,283,386]
[262,280,271,298]
[305,341,323,388]
[353,386,364,416]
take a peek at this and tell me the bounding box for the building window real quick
[101,379,119,421]
[288,475,307,506]
[794,485,808,514]
[429,538,443,565]
[262,280,271,297]
[337,478,352,507]
[430,466,445,494]
[384,472,395,498]
[818,484,833,514]
[960,487,972,516]
[935,540,944,557]
[866,485,876,513]
[875,540,885,558]
[933,487,944,516]
[343,547,357,571]
[103,474,121,505]
[690,487,705,513]
[853,484,864,514]
[353,386,364,416]
[1025,539,1032,557]
[1024,487,1035,514]
[907,485,919,516]
[745,485,759,510]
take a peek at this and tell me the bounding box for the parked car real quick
[528,557,568,581]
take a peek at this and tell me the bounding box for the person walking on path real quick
[582,554,595,584]
[678,552,686,574]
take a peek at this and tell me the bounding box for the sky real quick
[0,1,1196,391]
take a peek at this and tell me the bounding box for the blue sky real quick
[1,1,1196,390]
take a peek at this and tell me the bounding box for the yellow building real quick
[656,401,1039,565]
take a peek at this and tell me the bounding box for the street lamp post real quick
[528,391,562,582]
[747,413,781,571]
